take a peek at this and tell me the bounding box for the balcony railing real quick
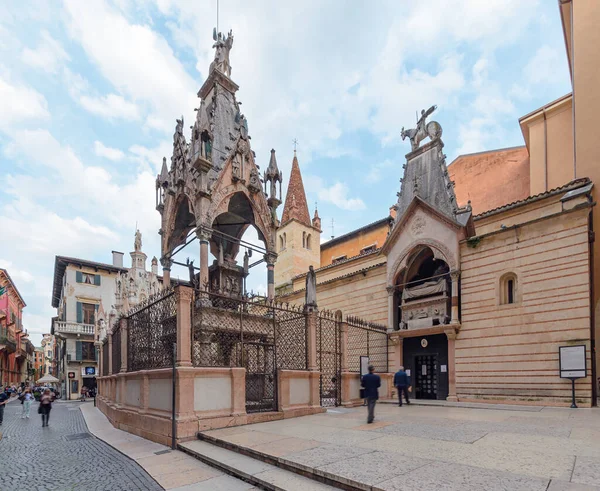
[53,321,95,336]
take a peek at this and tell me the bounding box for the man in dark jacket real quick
[394,366,411,407]
[361,365,381,424]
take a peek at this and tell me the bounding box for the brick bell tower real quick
[274,150,321,292]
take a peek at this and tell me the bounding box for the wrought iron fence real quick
[317,310,341,407]
[127,288,177,372]
[346,316,388,373]
[102,341,109,376]
[192,291,308,413]
[112,323,122,374]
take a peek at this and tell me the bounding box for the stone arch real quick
[162,192,196,256]
[387,238,457,287]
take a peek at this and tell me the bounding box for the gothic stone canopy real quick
[155,31,282,264]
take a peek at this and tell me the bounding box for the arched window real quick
[279,235,284,251]
[283,232,286,249]
[306,234,311,250]
[500,273,518,305]
[302,231,306,248]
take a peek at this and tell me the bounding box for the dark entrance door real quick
[403,333,449,400]
[415,355,438,399]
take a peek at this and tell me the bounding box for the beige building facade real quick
[278,3,599,406]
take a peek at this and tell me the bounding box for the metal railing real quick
[346,316,389,373]
[53,321,95,335]
[112,325,122,374]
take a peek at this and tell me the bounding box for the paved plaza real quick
[193,401,600,490]
[0,399,162,491]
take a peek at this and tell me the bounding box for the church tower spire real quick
[274,151,321,293]
[280,151,311,227]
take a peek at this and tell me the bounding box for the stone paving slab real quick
[374,461,550,491]
[547,480,600,491]
[373,421,489,443]
[316,450,429,487]
[572,456,600,487]
[284,443,375,471]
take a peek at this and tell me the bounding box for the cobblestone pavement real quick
[0,400,163,491]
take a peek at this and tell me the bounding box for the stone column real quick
[120,317,128,373]
[197,229,212,291]
[387,286,396,330]
[445,329,458,402]
[340,320,348,372]
[161,258,172,288]
[449,271,460,325]
[393,336,404,371]
[306,308,318,371]
[176,285,193,367]
[108,333,113,376]
[265,253,277,301]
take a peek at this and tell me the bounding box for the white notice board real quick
[559,345,586,379]
[360,356,370,378]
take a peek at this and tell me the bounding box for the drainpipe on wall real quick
[589,207,597,405]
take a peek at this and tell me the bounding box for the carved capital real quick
[176,285,194,303]
[386,286,396,296]
[160,257,173,270]
[449,270,460,282]
[196,228,212,243]
[444,328,458,340]
[264,253,277,266]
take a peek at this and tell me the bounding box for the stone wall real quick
[458,205,593,406]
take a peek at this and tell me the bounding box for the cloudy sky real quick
[0,0,571,345]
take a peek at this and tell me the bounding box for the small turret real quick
[312,206,321,232]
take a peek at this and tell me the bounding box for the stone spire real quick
[312,205,321,231]
[281,151,311,227]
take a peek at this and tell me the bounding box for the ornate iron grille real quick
[102,341,109,376]
[112,324,122,374]
[346,316,388,373]
[274,303,307,371]
[192,292,308,413]
[127,288,176,372]
[317,311,341,407]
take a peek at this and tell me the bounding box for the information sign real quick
[360,356,370,378]
[559,345,586,379]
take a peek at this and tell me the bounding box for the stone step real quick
[179,439,345,491]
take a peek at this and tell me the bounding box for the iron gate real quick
[192,292,308,414]
[317,312,341,407]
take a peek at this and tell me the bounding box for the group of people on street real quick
[361,365,412,423]
[0,385,56,428]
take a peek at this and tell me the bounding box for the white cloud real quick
[94,140,125,161]
[63,0,198,133]
[318,182,365,211]
[0,76,49,133]
[22,30,69,73]
[80,93,141,121]
[366,159,395,184]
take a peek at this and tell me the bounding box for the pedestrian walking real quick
[394,366,412,407]
[80,386,88,402]
[361,365,381,424]
[39,388,53,427]
[0,387,9,426]
[21,388,33,419]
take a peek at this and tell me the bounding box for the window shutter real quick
[76,271,83,283]
[76,341,82,361]
[94,275,101,286]
[76,302,83,323]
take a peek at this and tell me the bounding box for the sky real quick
[0,0,572,346]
